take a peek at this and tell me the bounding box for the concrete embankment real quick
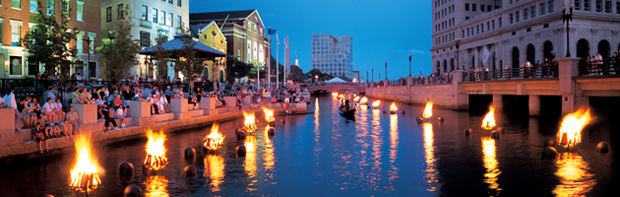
[365,83,462,109]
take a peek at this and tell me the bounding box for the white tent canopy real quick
[325,77,346,83]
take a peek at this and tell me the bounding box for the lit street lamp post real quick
[562,5,574,57]
[366,70,369,83]
[371,67,374,82]
[385,61,387,80]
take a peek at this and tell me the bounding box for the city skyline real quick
[189,0,433,80]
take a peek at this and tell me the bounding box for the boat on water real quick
[339,106,356,121]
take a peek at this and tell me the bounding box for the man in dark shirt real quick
[31,123,49,154]
[100,103,118,131]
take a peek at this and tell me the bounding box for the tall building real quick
[1,0,101,78]
[189,21,227,83]
[189,10,270,71]
[431,0,620,74]
[100,0,189,78]
[311,34,353,79]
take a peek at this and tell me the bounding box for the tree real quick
[20,2,78,76]
[288,65,305,82]
[175,33,205,85]
[269,56,285,83]
[151,29,171,79]
[226,57,251,82]
[97,5,141,82]
[248,60,266,80]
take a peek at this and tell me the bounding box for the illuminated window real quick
[62,0,69,19]
[77,33,83,54]
[77,2,84,22]
[12,0,20,9]
[118,3,125,20]
[47,0,54,15]
[30,0,37,12]
[152,8,158,23]
[160,10,166,25]
[169,13,173,26]
[11,21,21,46]
[141,6,148,21]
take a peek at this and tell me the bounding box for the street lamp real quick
[455,38,461,70]
[366,70,369,83]
[409,53,412,76]
[384,61,387,80]
[562,4,574,57]
[371,67,374,82]
[85,37,92,79]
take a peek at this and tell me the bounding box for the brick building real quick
[189,21,227,83]
[0,0,101,78]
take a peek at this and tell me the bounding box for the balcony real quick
[140,20,153,29]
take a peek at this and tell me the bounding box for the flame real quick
[263,108,275,122]
[360,97,368,103]
[390,102,398,112]
[332,92,338,97]
[70,135,102,193]
[423,101,433,119]
[556,108,594,148]
[552,152,597,197]
[338,94,344,99]
[372,100,381,108]
[144,130,168,171]
[243,111,257,133]
[204,155,225,192]
[482,137,501,192]
[204,124,224,151]
[144,175,169,197]
[353,96,360,102]
[481,105,496,130]
[423,122,438,191]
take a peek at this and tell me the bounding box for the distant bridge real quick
[306,84,366,94]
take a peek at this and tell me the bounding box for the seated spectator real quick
[19,97,38,127]
[116,105,128,128]
[66,107,80,135]
[31,123,49,154]
[53,98,65,123]
[3,88,21,128]
[99,103,119,131]
[188,93,197,109]
[44,124,53,139]
[132,90,145,101]
[53,124,63,138]
[42,98,58,125]
[159,94,171,113]
[61,120,73,137]
[72,88,84,104]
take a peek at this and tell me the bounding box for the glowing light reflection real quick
[553,152,597,197]
[144,175,169,197]
[204,155,225,192]
[389,114,399,182]
[481,137,501,192]
[244,135,257,180]
[423,122,438,192]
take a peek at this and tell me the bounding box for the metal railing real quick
[462,66,559,82]
[578,61,620,76]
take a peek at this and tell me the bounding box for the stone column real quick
[171,98,190,120]
[0,108,21,146]
[529,95,540,117]
[73,103,97,124]
[558,58,580,115]
[200,97,218,116]
[130,101,151,118]
[493,95,503,111]
[452,70,468,110]
[407,76,414,104]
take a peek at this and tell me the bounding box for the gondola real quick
[339,106,356,121]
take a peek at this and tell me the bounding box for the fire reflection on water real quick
[553,152,596,197]
[244,135,258,190]
[389,114,399,183]
[144,175,169,197]
[423,122,438,192]
[204,155,225,192]
[264,126,275,172]
[481,137,501,193]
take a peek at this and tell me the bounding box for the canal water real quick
[0,95,618,196]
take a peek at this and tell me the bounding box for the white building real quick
[101,0,189,78]
[311,34,353,79]
[431,0,620,74]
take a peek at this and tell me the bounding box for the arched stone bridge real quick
[305,84,366,94]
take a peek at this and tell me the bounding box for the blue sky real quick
[189,0,432,80]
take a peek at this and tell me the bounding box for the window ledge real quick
[12,8,22,11]
[78,19,84,22]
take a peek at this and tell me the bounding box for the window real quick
[77,34,83,54]
[481,4,485,12]
[532,6,536,18]
[465,3,469,11]
[178,0,182,7]
[141,6,148,20]
[118,4,125,20]
[492,20,495,29]
[481,23,485,32]
[617,2,620,14]
[548,1,554,12]
[160,10,166,25]
[12,0,20,9]
[177,16,182,28]
[541,3,546,15]
[88,35,94,54]
[152,8,158,23]
[30,0,37,12]
[477,25,479,34]
[516,11,520,22]
[11,21,21,46]
[462,30,464,37]
[499,17,502,27]
[605,1,611,13]
[140,31,150,47]
[47,0,54,15]
[509,13,514,24]
[168,13,173,26]
[585,0,590,11]
[487,22,490,31]
[106,7,112,22]
[77,2,84,22]
[473,4,477,11]
[510,0,513,4]
[488,5,492,11]
[169,0,173,3]
[576,0,581,10]
[62,0,69,18]
[596,0,602,12]
[524,9,529,19]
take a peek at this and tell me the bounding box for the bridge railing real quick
[578,60,620,76]
[462,66,559,82]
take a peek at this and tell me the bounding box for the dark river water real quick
[0,95,618,197]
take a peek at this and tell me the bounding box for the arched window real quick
[450,58,455,71]
[543,41,554,60]
[512,47,520,69]
[204,67,210,80]
[472,55,476,69]
[576,39,590,61]
[526,44,535,64]
[219,70,225,83]
[436,61,441,73]
[597,40,611,59]
[443,59,447,73]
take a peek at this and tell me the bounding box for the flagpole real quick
[268,29,271,89]
[276,32,279,89]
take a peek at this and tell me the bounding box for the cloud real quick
[399,49,429,55]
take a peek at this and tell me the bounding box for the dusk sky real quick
[189,0,433,80]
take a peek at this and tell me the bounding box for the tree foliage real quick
[20,2,78,76]
[175,33,205,83]
[152,29,171,79]
[226,57,252,82]
[288,65,306,82]
[305,68,333,81]
[96,5,141,82]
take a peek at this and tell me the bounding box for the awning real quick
[139,34,227,58]
[326,77,346,83]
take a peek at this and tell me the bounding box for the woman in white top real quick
[158,94,171,113]
[116,105,128,128]
[42,98,57,124]
[53,98,66,123]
